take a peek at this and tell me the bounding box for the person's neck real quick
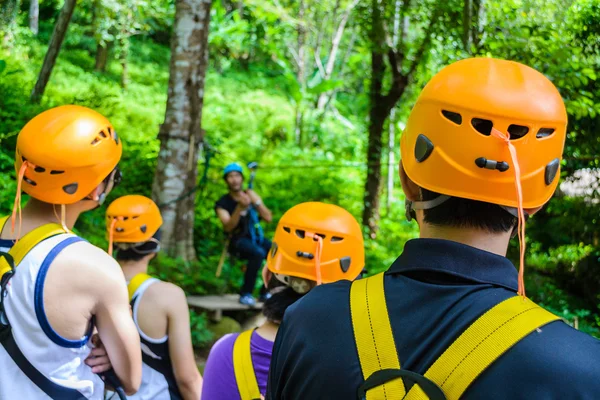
[419,224,511,256]
[255,320,279,342]
[119,259,150,281]
[2,199,81,239]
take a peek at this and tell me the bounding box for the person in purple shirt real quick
[201,202,365,400]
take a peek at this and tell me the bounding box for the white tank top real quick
[0,234,104,399]
[119,278,181,400]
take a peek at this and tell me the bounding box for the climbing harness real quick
[350,273,561,400]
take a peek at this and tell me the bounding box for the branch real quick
[315,52,326,78]
[313,11,327,78]
[286,41,300,69]
[323,0,359,79]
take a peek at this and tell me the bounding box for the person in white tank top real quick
[0,106,142,399]
[105,195,203,400]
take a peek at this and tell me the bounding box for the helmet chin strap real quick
[405,194,529,237]
[405,194,452,222]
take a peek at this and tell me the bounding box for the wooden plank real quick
[187,294,264,311]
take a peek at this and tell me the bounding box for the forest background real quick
[1,0,599,351]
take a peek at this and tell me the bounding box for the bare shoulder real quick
[150,281,186,301]
[145,281,188,311]
[52,240,125,291]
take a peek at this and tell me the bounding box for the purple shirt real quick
[202,331,274,399]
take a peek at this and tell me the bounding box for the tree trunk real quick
[294,0,306,145]
[120,34,129,88]
[29,0,39,35]
[152,0,212,261]
[1,0,21,44]
[95,42,109,72]
[386,108,396,215]
[30,0,77,103]
[362,41,387,237]
[462,0,472,51]
[362,0,438,236]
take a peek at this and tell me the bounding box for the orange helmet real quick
[401,57,568,209]
[266,202,364,292]
[106,195,163,244]
[15,105,122,205]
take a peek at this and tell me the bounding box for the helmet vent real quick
[34,166,45,173]
[132,215,139,219]
[507,124,529,140]
[116,227,124,233]
[471,118,493,136]
[537,128,555,139]
[331,236,344,242]
[23,177,37,186]
[140,225,147,233]
[123,217,129,221]
[315,233,326,240]
[441,110,462,125]
[91,137,101,145]
[99,130,108,139]
[50,170,64,175]
[283,226,291,233]
[62,183,78,194]
[295,229,305,239]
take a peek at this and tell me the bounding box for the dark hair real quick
[421,188,517,233]
[115,229,161,262]
[262,276,305,322]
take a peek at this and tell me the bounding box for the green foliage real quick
[189,310,214,349]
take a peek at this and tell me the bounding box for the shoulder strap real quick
[350,273,405,399]
[0,329,87,399]
[404,296,560,400]
[0,218,66,279]
[233,330,262,400]
[127,273,154,301]
[0,216,8,233]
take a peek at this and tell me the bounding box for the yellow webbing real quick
[233,329,262,400]
[404,296,560,400]
[127,273,154,302]
[0,216,65,279]
[350,273,405,399]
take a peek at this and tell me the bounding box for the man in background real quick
[216,163,272,306]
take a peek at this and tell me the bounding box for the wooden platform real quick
[187,294,263,321]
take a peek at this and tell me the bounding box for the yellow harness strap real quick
[350,272,405,399]
[350,273,561,400]
[233,329,262,400]
[127,273,154,302]
[0,216,65,279]
[404,296,560,400]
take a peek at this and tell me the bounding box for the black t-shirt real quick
[215,193,251,239]
[267,239,600,399]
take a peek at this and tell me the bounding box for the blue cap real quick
[223,163,244,178]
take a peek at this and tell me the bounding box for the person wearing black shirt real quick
[215,163,272,306]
